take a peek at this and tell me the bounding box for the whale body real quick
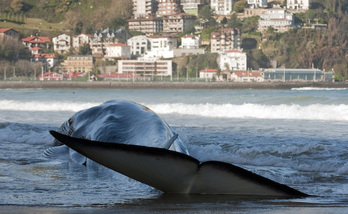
[45,100,189,164]
[48,100,308,197]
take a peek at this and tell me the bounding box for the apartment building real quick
[127,35,150,56]
[258,5,295,33]
[247,0,267,8]
[162,13,196,33]
[287,0,311,10]
[118,57,172,77]
[211,28,241,53]
[61,55,94,73]
[157,0,183,16]
[133,0,158,18]
[128,15,163,35]
[211,0,234,16]
[147,33,178,58]
[219,49,247,71]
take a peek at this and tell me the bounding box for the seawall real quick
[0,81,347,90]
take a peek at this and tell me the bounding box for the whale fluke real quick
[50,131,308,197]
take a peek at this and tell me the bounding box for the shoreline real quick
[0,81,347,90]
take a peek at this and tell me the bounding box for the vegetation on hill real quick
[0,0,347,80]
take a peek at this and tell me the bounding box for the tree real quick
[227,13,242,29]
[74,21,83,35]
[234,0,248,13]
[78,44,92,55]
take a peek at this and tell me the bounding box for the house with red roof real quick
[0,28,19,41]
[31,53,58,68]
[21,36,50,50]
[38,71,63,81]
[231,71,264,82]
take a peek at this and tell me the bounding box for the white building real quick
[258,6,295,33]
[180,34,201,49]
[146,34,178,58]
[105,43,131,59]
[52,34,71,54]
[230,71,264,82]
[73,34,93,51]
[127,35,150,56]
[219,49,247,71]
[118,57,172,77]
[287,0,311,10]
[211,0,234,16]
[199,69,218,80]
[248,0,267,8]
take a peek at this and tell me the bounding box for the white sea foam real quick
[148,103,348,121]
[1,100,348,121]
[291,87,348,91]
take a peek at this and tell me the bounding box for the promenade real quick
[0,81,347,90]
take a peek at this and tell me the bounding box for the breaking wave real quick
[1,100,347,121]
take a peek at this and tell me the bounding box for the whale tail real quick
[50,131,309,197]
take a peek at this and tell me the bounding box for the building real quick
[73,34,93,51]
[38,72,63,81]
[105,43,131,59]
[199,68,218,80]
[90,28,131,57]
[21,36,50,50]
[127,35,151,56]
[219,49,247,71]
[230,71,264,82]
[247,0,267,8]
[180,0,204,15]
[52,34,71,54]
[133,0,157,18]
[0,28,19,41]
[180,34,201,49]
[128,15,163,36]
[146,34,178,58]
[157,0,183,16]
[287,0,311,10]
[61,55,94,73]
[262,68,334,82]
[162,13,196,33]
[31,53,58,69]
[118,57,173,77]
[211,28,241,53]
[258,6,295,33]
[211,0,234,16]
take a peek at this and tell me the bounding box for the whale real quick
[50,130,308,197]
[44,100,189,164]
[46,100,308,197]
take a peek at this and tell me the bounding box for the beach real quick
[0,80,347,89]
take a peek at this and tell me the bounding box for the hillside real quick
[0,0,347,80]
[0,0,132,36]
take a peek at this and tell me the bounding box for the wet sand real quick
[0,81,347,90]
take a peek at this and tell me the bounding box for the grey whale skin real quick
[48,100,308,197]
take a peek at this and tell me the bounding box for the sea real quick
[0,87,347,213]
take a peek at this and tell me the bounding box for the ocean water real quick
[0,87,348,213]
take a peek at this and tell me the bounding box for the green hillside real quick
[0,0,347,80]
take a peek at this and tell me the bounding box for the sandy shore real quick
[0,81,348,89]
